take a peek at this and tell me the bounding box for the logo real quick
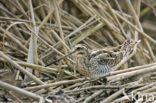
[122,90,155,102]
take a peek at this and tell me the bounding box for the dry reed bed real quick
[0,0,156,102]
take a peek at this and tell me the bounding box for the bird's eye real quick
[76,47,81,50]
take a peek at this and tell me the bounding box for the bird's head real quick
[73,44,89,58]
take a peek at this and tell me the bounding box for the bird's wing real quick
[90,45,122,57]
[93,53,117,66]
[90,50,123,65]
[90,49,113,58]
[89,52,123,78]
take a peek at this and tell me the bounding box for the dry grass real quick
[0,0,156,102]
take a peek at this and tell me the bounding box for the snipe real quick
[73,39,140,78]
[46,39,140,79]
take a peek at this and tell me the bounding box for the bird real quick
[73,39,140,78]
[46,39,140,79]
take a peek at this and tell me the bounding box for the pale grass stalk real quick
[107,65,156,82]
[125,0,155,60]
[72,22,104,46]
[101,88,125,103]
[1,23,28,53]
[25,23,75,63]
[17,61,76,77]
[83,90,103,103]
[0,51,44,85]
[104,0,126,38]
[26,0,39,79]
[109,62,156,75]
[133,82,156,94]
[38,0,64,29]
[51,30,71,51]
[0,80,41,101]
[25,78,85,91]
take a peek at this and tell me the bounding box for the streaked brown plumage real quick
[73,39,140,78]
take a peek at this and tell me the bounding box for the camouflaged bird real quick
[73,39,140,78]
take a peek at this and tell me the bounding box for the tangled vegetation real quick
[0,0,156,102]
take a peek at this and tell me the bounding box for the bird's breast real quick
[76,57,90,76]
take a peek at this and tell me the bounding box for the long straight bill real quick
[45,50,76,67]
